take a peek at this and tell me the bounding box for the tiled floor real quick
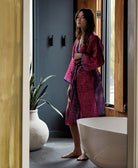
[30,138,99,168]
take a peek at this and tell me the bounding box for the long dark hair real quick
[75,8,95,47]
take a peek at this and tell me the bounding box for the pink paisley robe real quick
[64,33,105,125]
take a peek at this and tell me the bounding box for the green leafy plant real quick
[30,74,63,118]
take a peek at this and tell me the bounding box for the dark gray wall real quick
[34,0,75,137]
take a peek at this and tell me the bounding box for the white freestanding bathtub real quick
[77,117,127,168]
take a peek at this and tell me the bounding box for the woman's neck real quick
[81,32,85,36]
[81,32,84,39]
[81,28,85,36]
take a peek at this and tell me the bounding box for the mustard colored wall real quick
[0,0,23,167]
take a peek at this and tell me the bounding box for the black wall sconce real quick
[48,35,53,46]
[61,35,66,47]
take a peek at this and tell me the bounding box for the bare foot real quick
[61,151,82,158]
[77,153,88,161]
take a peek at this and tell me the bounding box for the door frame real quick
[127,0,138,167]
[22,0,32,167]
[22,0,138,167]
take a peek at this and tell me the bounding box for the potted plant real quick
[30,74,63,151]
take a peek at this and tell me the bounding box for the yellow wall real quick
[0,0,23,167]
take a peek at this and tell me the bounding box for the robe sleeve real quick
[64,41,77,84]
[64,57,75,84]
[81,35,104,71]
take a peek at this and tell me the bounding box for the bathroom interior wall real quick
[34,0,74,138]
[0,0,23,167]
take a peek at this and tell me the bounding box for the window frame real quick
[102,0,127,113]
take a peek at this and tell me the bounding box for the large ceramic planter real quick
[30,109,49,151]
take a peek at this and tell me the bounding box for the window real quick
[102,0,127,112]
[105,0,115,105]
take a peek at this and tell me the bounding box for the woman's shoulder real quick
[88,33,103,50]
[89,32,100,41]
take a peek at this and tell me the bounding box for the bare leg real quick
[62,124,88,160]
[62,124,82,158]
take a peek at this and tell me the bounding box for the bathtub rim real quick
[77,116,127,135]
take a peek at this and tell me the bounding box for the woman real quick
[62,8,105,161]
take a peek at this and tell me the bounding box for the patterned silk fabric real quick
[64,33,105,125]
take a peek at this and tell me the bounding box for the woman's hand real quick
[74,53,82,60]
[67,84,72,99]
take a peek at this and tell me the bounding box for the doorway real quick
[22,0,138,167]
